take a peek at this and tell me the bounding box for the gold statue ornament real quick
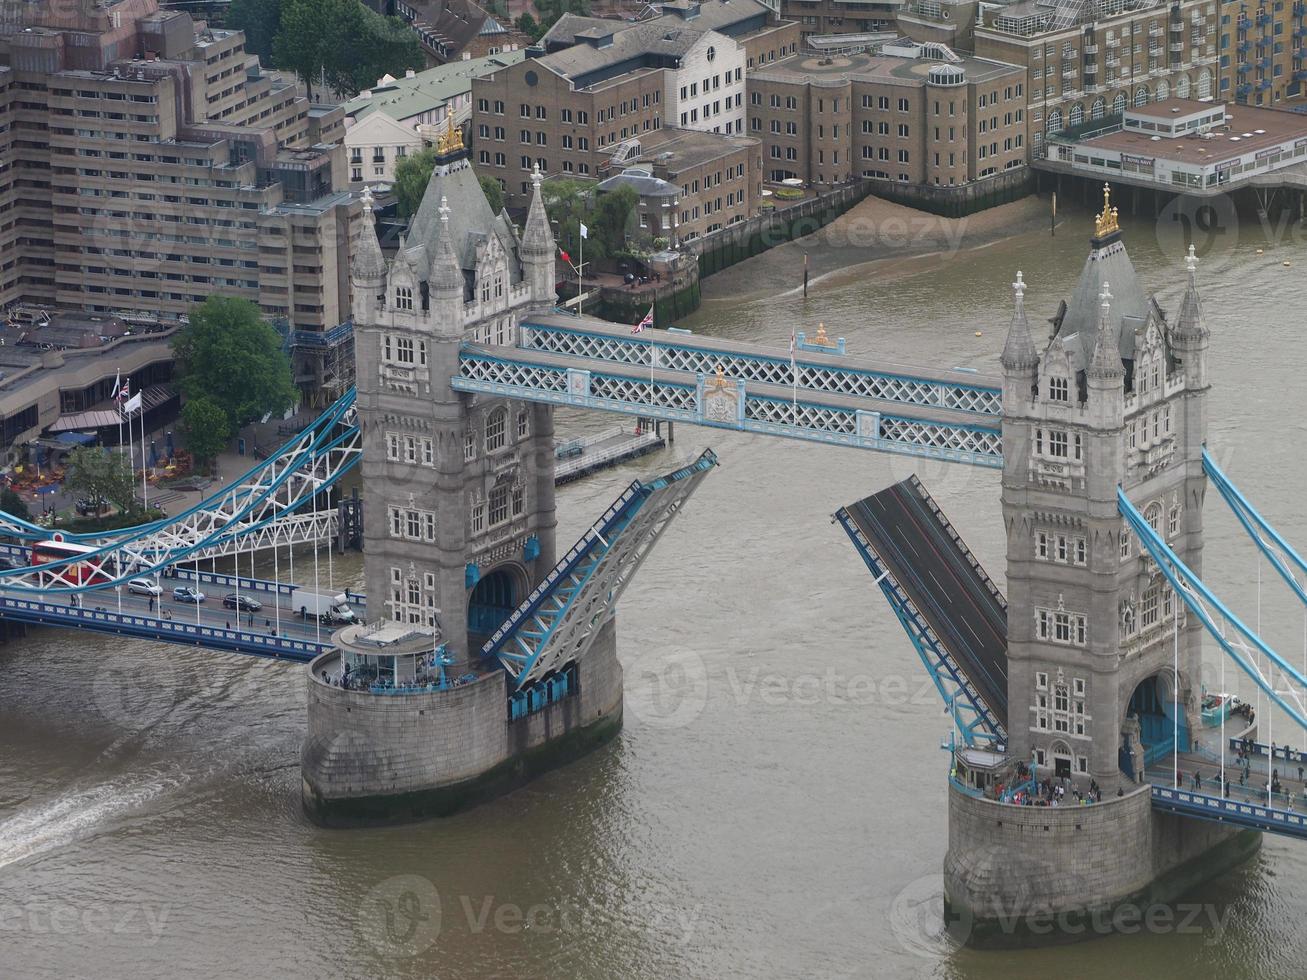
[437,105,464,155]
[1094,183,1119,238]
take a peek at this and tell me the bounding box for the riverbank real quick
[700,193,1055,301]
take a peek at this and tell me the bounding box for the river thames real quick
[2,197,1306,978]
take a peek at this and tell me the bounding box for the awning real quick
[46,384,176,433]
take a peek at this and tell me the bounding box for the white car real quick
[127,578,162,597]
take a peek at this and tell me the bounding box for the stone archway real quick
[468,562,529,640]
[1122,672,1191,779]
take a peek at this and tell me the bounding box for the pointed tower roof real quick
[521,163,553,258]
[430,195,464,294]
[1001,270,1038,373]
[1089,281,1125,381]
[1175,244,1207,340]
[352,187,387,282]
[405,124,520,282]
[1055,184,1149,372]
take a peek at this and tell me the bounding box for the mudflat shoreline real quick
[701,193,1056,301]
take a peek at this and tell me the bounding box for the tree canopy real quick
[394,147,438,220]
[173,296,297,433]
[544,180,637,262]
[273,0,423,100]
[0,486,31,522]
[65,447,137,515]
[227,0,283,64]
[181,397,232,465]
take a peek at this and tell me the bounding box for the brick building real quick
[472,0,797,207]
[1216,0,1307,106]
[599,127,761,242]
[748,40,1025,185]
[970,0,1219,159]
[0,0,360,403]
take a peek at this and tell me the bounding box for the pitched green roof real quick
[343,50,527,123]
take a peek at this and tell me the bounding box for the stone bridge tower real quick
[350,128,559,660]
[998,186,1210,794]
[942,189,1258,943]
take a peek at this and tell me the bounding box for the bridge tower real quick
[945,187,1257,942]
[301,126,635,825]
[351,136,559,659]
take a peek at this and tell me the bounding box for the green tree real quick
[64,447,137,515]
[228,0,283,65]
[0,486,31,521]
[181,397,232,465]
[274,0,423,101]
[273,0,358,102]
[173,296,297,432]
[479,174,505,214]
[514,12,539,37]
[543,179,633,261]
[394,147,437,219]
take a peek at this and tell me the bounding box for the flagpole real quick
[125,392,135,510]
[577,225,584,317]
[139,400,149,511]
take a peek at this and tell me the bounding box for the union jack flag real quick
[632,306,654,334]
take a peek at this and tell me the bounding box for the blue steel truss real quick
[454,349,1003,468]
[1151,785,1307,841]
[834,506,1007,747]
[485,450,718,688]
[1119,487,1307,733]
[1203,448,1307,611]
[520,320,1004,416]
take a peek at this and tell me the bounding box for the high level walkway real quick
[837,476,1009,746]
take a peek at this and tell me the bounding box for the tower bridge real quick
[2,140,1305,939]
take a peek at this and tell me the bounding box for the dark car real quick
[172,586,205,604]
[223,593,262,612]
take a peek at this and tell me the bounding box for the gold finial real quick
[814,323,829,346]
[1095,183,1119,238]
[437,104,464,155]
[715,364,726,384]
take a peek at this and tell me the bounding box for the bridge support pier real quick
[943,781,1260,947]
[300,619,624,826]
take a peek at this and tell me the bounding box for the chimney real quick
[406,68,417,77]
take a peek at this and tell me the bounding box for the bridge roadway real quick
[0,563,368,662]
[843,476,1009,730]
[1146,739,1307,840]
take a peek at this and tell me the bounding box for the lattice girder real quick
[484,451,718,688]
[521,321,1002,417]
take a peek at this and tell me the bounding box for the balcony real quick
[1258,77,1272,89]
[1085,43,1099,54]
[1238,81,1254,95]
[1106,55,1120,66]
[1170,19,1184,31]
[1085,62,1100,73]
[1170,41,1184,52]
[1063,66,1078,77]
[1297,68,1307,79]
[1149,23,1163,36]
[1238,38,1252,51]
[1259,55,1272,67]
[1297,0,1307,14]
[1258,12,1272,25]
[1238,60,1252,72]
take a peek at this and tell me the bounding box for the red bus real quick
[30,536,110,586]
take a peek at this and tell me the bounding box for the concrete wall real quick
[944,781,1259,941]
[301,618,624,823]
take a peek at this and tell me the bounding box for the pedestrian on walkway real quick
[149,596,154,612]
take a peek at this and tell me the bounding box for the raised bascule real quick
[4,174,1307,941]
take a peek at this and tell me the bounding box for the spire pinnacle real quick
[1176,244,1207,339]
[439,194,450,226]
[521,163,553,257]
[1089,279,1124,380]
[1000,269,1038,373]
[430,195,462,293]
[351,188,386,283]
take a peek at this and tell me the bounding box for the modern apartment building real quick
[0,0,358,404]
[748,40,1026,185]
[472,0,797,207]
[1216,0,1307,105]
[970,0,1220,158]
[780,0,903,44]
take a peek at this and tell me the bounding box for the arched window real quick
[1197,69,1212,100]
[485,409,507,453]
[1047,108,1063,134]
[1177,74,1192,99]
[1113,92,1128,116]
[395,286,414,311]
[1091,97,1106,120]
[1145,501,1164,532]
[1134,85,1149,107]
[1156,80,1170,101]
[1069,103,1084,127]
[516,410,529,438]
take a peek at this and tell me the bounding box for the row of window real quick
[471,482,526,533]
[1035,608,1088,646]
[677,68,742,101]
[387,566,437,626]
[388,505,438,543]
[1034,427,1084,462]
[1035,531,1087,565]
